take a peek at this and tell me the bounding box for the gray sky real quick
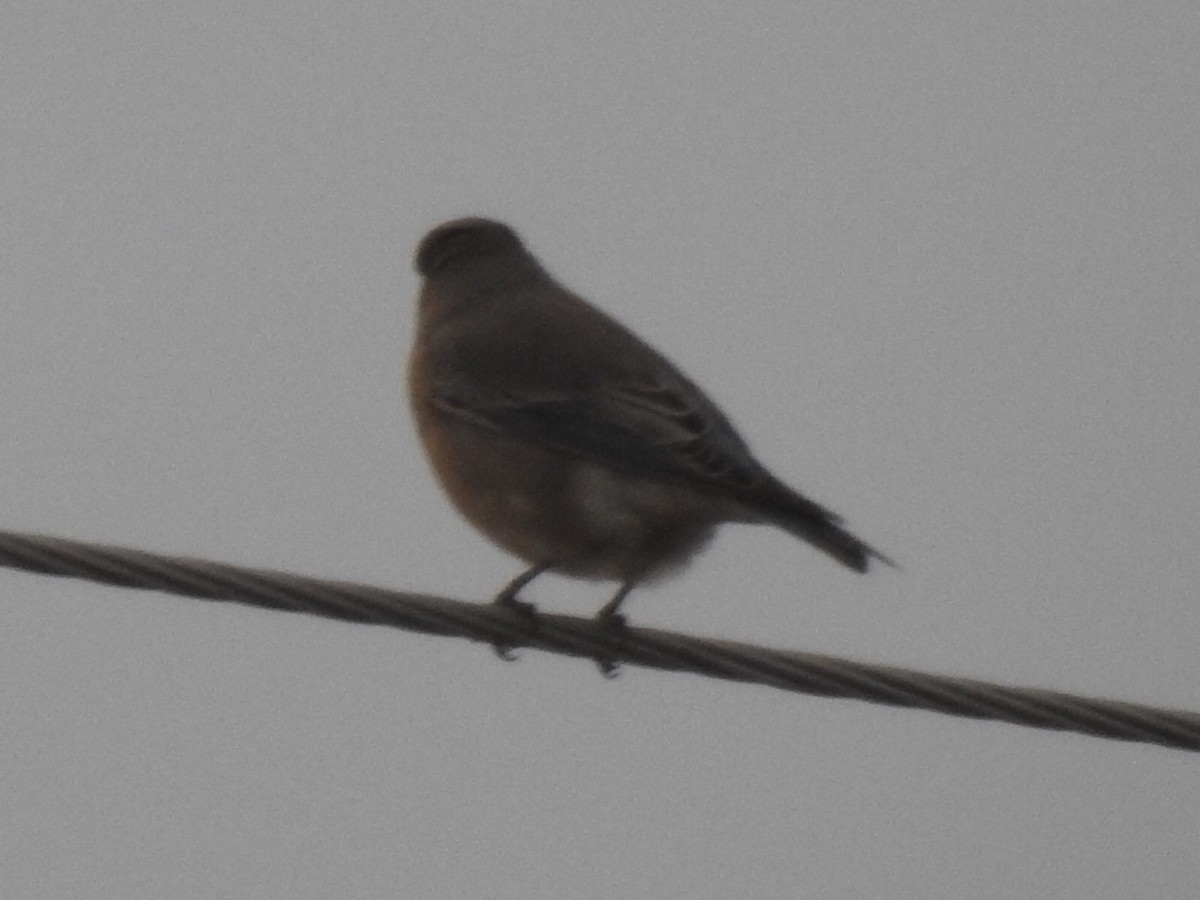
[3,2,1198,898]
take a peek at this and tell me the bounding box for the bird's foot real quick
[493,590,539,618]
[592,607,630,678]
[488,564,552,661]
[490,590,540,662]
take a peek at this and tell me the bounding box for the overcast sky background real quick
[3,3,1198,898]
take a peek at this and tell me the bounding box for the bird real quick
[407,216,893,625]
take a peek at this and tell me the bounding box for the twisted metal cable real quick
[2,529,1197,753]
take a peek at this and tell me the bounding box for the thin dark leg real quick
[592,580,637,678]
[494,561,552,611]
[595,580,636,627]
[490,562,551,663]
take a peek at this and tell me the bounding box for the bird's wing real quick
[427,367,841,523]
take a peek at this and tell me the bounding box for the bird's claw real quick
[491,592,540,662]
[592,608,630,677]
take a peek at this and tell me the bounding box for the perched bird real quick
[408,217,893,623]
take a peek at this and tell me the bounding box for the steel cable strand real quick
[2,530,1197,752]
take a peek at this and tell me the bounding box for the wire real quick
[2,529,1196,752]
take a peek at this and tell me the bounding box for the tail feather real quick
[748,479,896,573]
[777,513,897,573]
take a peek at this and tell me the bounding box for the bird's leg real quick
[493,561,551,615]
[490,562,550,662]
[594,580,635,629]
[592,580,636,678]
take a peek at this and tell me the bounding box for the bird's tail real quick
[749,480,897,574]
